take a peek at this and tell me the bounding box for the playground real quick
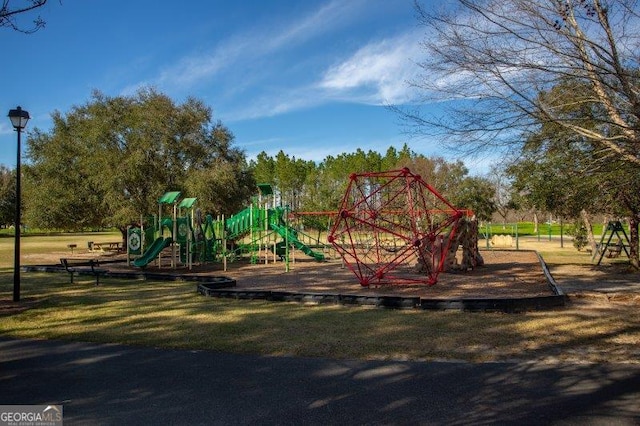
[33,169,558,310]
[23,168,639,309]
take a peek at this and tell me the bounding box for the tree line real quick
[0,89,498,237]
[0,83,631,252]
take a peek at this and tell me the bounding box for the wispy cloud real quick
[319,31,423,105]
[148,0,369,92]
[126,0,422,122]
[225,29,424,121]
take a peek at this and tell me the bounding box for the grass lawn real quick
[1,233,639,363]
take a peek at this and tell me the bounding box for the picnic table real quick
[90,241,123,252]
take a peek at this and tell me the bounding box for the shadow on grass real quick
[0,271,639,364]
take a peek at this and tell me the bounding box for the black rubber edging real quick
[197,284,422,309]
[23,264,236,288]
[197,285,565,312]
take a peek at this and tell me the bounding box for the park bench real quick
[60,258,107,285]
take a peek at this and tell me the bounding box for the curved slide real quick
[133,237,173,267]
[270,223,324,261]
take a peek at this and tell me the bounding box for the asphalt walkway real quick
[2,337,639,425]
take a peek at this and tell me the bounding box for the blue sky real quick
[0,0,487,173]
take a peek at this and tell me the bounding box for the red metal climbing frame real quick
[327,168,463,286]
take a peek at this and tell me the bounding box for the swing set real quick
[592,220,631,265]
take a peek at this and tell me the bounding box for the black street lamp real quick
[8,106,30,302]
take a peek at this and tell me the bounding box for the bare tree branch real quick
[404,0,640,166]
[1,0,50,34]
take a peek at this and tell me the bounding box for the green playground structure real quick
[225,204,325,262]
[132,237,172,267]
[127,186,326,269]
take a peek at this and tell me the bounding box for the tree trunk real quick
[580,209,597,252]
[533,211,538,234]
[119,226,128,244]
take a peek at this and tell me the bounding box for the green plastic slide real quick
[133,237,173,267]
[269,223,324,261]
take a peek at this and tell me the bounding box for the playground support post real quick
[127,225,131,266]
[172,201,178,268]
[285,205,290,272]
[223,214,227,272]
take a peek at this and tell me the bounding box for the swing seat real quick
[606,241,624,258]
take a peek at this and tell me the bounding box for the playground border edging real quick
[196,283,566,312]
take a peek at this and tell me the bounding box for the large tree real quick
[25,88,254,234]
[507,78,640,267]
[406,0,640,167]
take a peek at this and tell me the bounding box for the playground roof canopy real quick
[158,191,182,204]
[179,197,197,209]
[257,183,273,196]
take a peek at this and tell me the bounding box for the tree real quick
[487,165,517,228]
[184,122,255,216]
[450,176,497,222]
[24,125,105,231]
[0,166,16,227]
[1,0,51,33]
[405,0,640,168]
[251,152,276,186]
[507,78,640,267]
[25,88,254,235]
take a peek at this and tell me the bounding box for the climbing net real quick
[328,168,463,286]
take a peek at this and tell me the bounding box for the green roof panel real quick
[179,197,197,209]
[158,191,181,204]
[257,183,273,196]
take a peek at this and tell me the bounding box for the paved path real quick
[2,337,639,425]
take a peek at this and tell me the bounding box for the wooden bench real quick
[60,258,107,285]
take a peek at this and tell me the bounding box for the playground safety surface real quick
[86,249,564,312]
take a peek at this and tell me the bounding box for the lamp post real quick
[8,106,30,302]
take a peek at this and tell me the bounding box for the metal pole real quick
[13,127,21,302]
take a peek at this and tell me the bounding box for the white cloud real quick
[127,0,423,121]
[149,0,370,92]
[224,30,425,121]
[319,31,423,105]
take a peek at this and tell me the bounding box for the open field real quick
[1,232,639,363]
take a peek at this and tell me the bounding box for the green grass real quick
[2,272,639,363]
[0,231,121,271]
[1,232,639,363]
[483,222,605,237]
